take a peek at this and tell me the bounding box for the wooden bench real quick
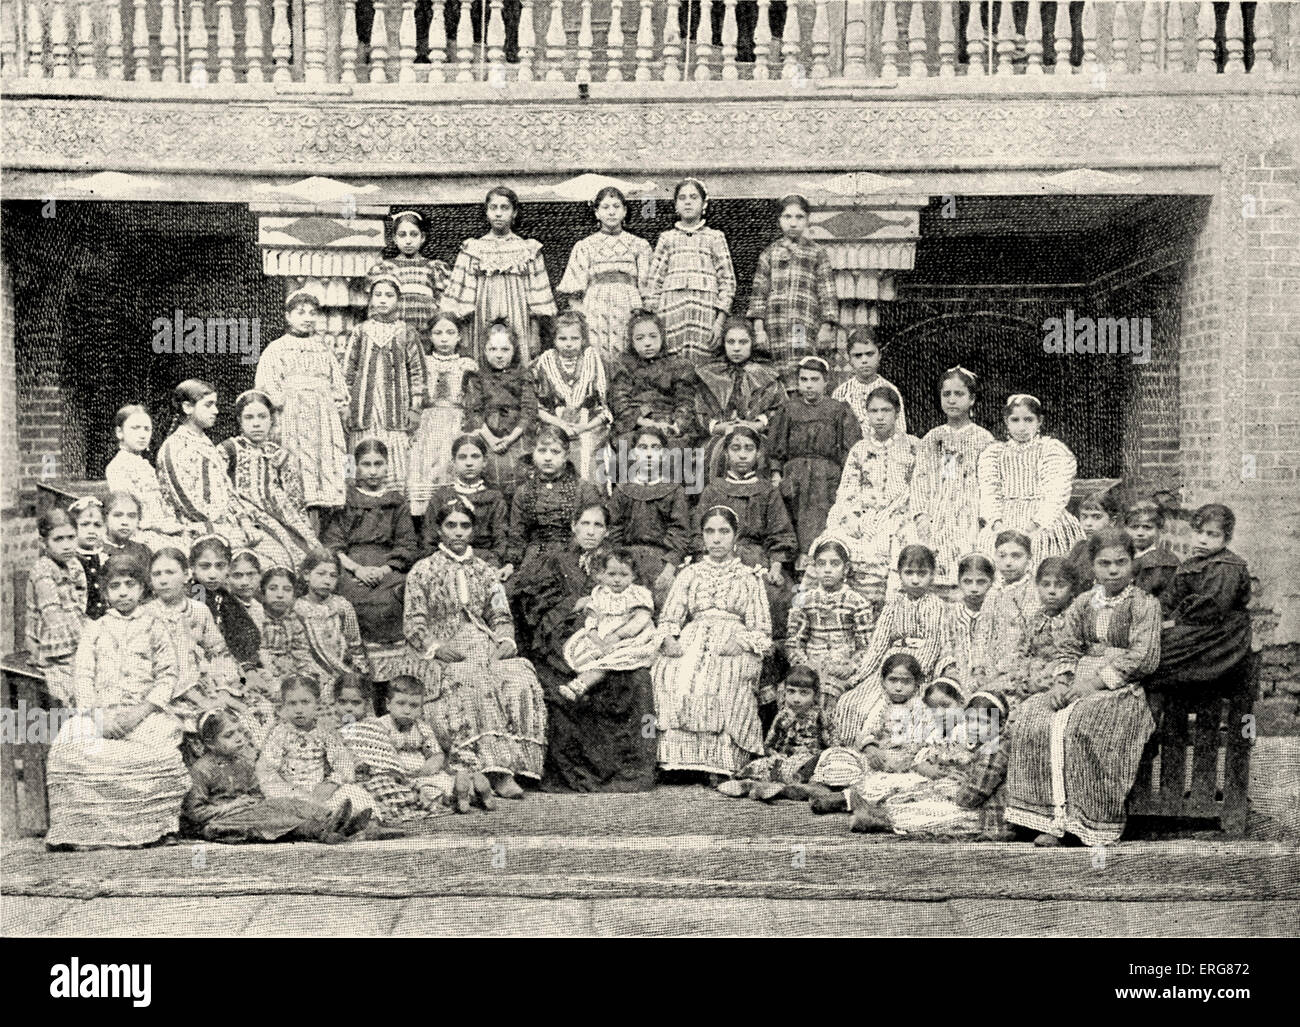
[1,569,57,838]
[1127,653,1259,837]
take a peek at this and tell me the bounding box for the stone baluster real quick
[244,0,265,82]
[369,0,389,82]
[1195,1,1216,74]
[1024,1,1043,75]
[25,1,44,78]
[964,0,984,76]
[908,0,927,77]
[75,0,97,79]
[809,0,829,78]
[937,1,956,76]
[1223,2,1244,73]
[107,0,129,78]
[398,0,417,82]
[995,1,1017,75]
[216,0,236,81]
[881,0,899,79]
[1137,1,1158,74]
[721,0,738,79]
[634,0,654,80]
[661,0,681,81]
[1053,0,1071,73]
[270,0,290,81]
[302,0,325,81]
[1081,0,1098,76]
[427,0,448,82]
[780,0,801,80]
[130,0,150,80]
[545,0,567,81]
[454,0,474,82]
[1108,0,1129,74]
[515,0,536,81]
[842,0,867,80]
[188,0,209,84]
[0,1,18,77]
[576,0,593,82]
[49,0,70,77]
[1164,0,1184,72]
[340,0,358,81]
[692,0,713,81]
[486,0,506,81]
[607,0,625,80]
[160,0,179,80]
[1251,0,1275,76]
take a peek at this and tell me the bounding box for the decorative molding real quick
[515,172,661,202]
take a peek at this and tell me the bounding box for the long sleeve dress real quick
[532,346,613,482]
[767,394,863,559]
[440,231,558,365]
[403,547,547,780]
[44,606,192,848]
[1147,548,1253,690]
[341,314,427,495]
[645,221,736,365]
[254,330,350,510]
[606,479,692,607]
[105,450,191,550]
[142,596,242,729]
[506,463,605,591]
[832,374,909,439]
[652,555,773,777]
[608,350,698,449]
[693,355,786,481]
[1005,584,1162,845]
[476,363,538,500]
[745,235,839,390]
[259,607,313,685]
[182,751,334,842]
[322,485,419,646]
[936,601,997,696]
[25,554,88,705]
[818,428,919,613]
[981,604,1070,712]
[406,352,482,516]
[1133,545,1181,614]
[422,480,510,567]
[910,422,996,587]
[217,435,324,571]
[556,229,653,367]
[976,434,1085,568]
[255,718,375,815]
[785,583,875,713]
[293,594,372,707]
[391,253,452,342]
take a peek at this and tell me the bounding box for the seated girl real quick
[693,315,784,482]
[105,403,195,550]
[981,556,1077,712]
[422,434,511,574]
[322,439,420,647]
[831,545,946,750]
[785,539,873,719]
[609,309,697,452]
[1126,498,1181,614]
[255,674,376,825]
[44,554,194,849]
[1147,503,1251,692]
[101,490,156,570]
[294,551,374,715]
[1064,490,1122,598]
[70,496,109,620]
[979,531,1038,674]
[190,536,270,719]
[227,550,266,633]
[26,507,88,705]
[1004,528,1162,847]
[718,666,832,802]
[936,553,997,695]
[475,319,538,501]
[560,547,660,703]
[258,567,313,685]
[183,708,367,843]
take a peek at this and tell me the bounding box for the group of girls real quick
[24,181,1256,850]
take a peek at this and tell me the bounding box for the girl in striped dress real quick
[983,530,1038,660]
[406,312,482,517]
[653,506,773,780]
[294,551,373,713]
[936,552,997,695]
[476,321,539,501]
[342,264,427,496]
[389,210,452,345]
[1005,529,1162,847]
[981,556,1077,712]
[105,405,194,551]
[533,311,613,482]
[645,179,737,366]
[977,394,1084,568]
[557,186,653,367]
[26,507,88,705]
[832,331,908,437]
[218,389,325,572]
[254,291,351,523]
[911,367,995,588]
[441,186,557,365]
[258,566,312,685]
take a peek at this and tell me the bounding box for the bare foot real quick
[558,683,579,703]
[1034,832,1062,847]
[472,772,499,811]
[849,800,893,834]
[490,773,526,800]
[716,779,751,798]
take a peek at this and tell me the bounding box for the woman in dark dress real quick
[530,502,657,793]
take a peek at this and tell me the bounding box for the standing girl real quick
[26,507,88,705]
[218,389,325,571]
[294,550,373,710]
[423,435,511,573]
[936,553,997,695]
[406,312,482,518]
[833,330,907,437]
[910,367,995,588]
[69,496,109,620]
[533,310,613,482]
[342,264,427,496]
[388,210,452,344]
[254,290,351,525]
[105,404,192,550]
[746,194,839,391]
[977,394,1085,568]
[694,315,785,482]
[609,309,697,452]
[767,356,863,560]
[557,186,653,367]
[645,178,737,365]
[441,186,557,365]
[475,320,538,501]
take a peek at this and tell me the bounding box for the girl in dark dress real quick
[422,434,511,574]
[1125,498,1181,613]
[693,316,785,482]
[322,440,420,646]
[476,320,538,502]
[529,502,657,793]
[69,496,110,620]
[1064,490,1123,599]
[1148,503,1253,691]
[102,491,158,572]
[766,356,862,562]
[609,309,698,452]
[606,426,692,610]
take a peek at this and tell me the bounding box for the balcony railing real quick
[2,2,1296,89]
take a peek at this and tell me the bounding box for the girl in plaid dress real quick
[389,210,452,345]
[645,179,737,366]
[441,186,558,365]
[747,194,839,391]
[26,507,88,705]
